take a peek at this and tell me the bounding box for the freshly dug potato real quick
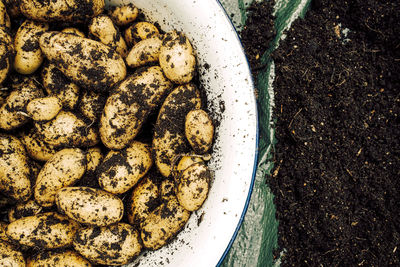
[27,96,62,121]
[160,179,175,201]
[0,135,32,202]
[20,129,58,161]
[35,111,99,147]
[159,31,196,84]
[185,109,214,154]
[62,27,85,37]
[127,176,159,226]
[20,0,105,22]
[14,20,49,74]
[78,90,106,122]
[0,240,25,267]
[108,3,138,26]
[0,1,10,29]
[98,141,152,194]
[56,187,124,226]
[125,22,159,47]
[40,31,126,93]
[0,76,44,130]
[100,66,172,149]
[27,250,92,267]
[86,147,103,174]
[42,63,80,110]
[153,83,201,177]
[6,212,79,249]
[34,148,86,207]
[126,35,163,68]
[89,15,128,57]
[8,199,42,222]
[141,197,190,250]
[0,27,13,85]
[73,223,142,265]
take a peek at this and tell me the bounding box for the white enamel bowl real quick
[106,1,258,266]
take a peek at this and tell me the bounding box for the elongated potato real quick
[185,109,214,154]
[74,223,141,265]
[125,22,159,47]
[0,1,10,29]
[35,111,99,147]
[128,176,159,226]
[0,241,25,267]
[20,129,58,161]
[40,31,126,93]
[89,15,128,57]
[56,187,124,226]
[8,199,42,222]
[78,90,106,122]
[98,141,152,194]
[20,0,104,22]
[14,20,48,74]
[126,35,163,68]
[100,66,172,149]
[34,148,86,207]
[6,212,79,249]
[86,147,103,174]
[62,27,85,37]
[141,197,190,250]
[153,83,201,177]
[159,31,196,84]
[108,3,138,26]
[27,96,62,121]
[27,250,92,267]
[0,135,32,202]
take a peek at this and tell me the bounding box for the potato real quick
[153,83,201,177]
[20,0,104,23]
[35,111,99,147]
[56,187,124,226]
[0,222,9,242]
[141,197,190,250]
[100,66,172,149]
[27,250,92,267]
[34,148,86,207]
[0,27,13,85]
[40,31,126,93]
[160,179,175,201]
[89,15,128,57]
[0,240,25,267]
[78,90,106,122]
[127,176,159,227]
[8,199,42,222]
[86,147,103,174]
[126,35,163,68]
[0,135,32,202]
[27,96,62,121]
[62,27,85,37]
[6,212,79,249]
[124,22,159,47]
[20,129,58,161]
[185,109,214,154]
[73,223,141,265]
[98,141,152,194]
[42,63,80,110]
[159,31,196,84]
[175,156,204,174]
[0,1,10,29]
[14,20,49,74]
[108,3,138,26]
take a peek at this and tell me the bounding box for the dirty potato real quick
[0,0,10,29]
[20,129,58,161]
[78,90,106,122]
[27,250,92,267]
[108,3,138,26]
[124,22,159,47]
[0,27,13,85]
[27,96,62,121]
[0,240,25,267]
[8,199,42,222]
[126,35,163,68]
[185,109,214,154]
[0,222,9,242]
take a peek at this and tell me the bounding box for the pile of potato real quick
[0,0,215,266]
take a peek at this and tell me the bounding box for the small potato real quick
[8,199,42,222]
[0,240,25,267]
[126,35,163,68]
[35,111,99,147]
[98,141,152,194]
[160,179,175,201]
[141,197,190,250]
[73,223,141,265]
[56,187,124,226]
[108,3,138,26]
[27,96,62,121]
[185,109,214,154]
[125,22,159,47]
[6,212,79,249]
[78,90,106,122]
[20,129,59,161]
[34,148,86,207]
[20,0,104,22]
[86,147,103,174]
[14,20,49,74]
[0,1,10,29]
[27,250,92,267]
[89,15,128,57]
[62,27,86,37]
[128,177,159,226]
[159,31,196,84]
[40,31,127,93]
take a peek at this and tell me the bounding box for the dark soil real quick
[241,0,399,266]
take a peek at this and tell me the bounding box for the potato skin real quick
[160,179,175,201]
[124,22,159,47]
[20,129,58,161]
[0,25,12,85]
[56,187,124,226]
[8,199,42,222]
[27,250,92,267]
[0,240,25,267]
[108,3,138,26]
[6,212,80,249]
[86,147,103,174]
[40,31,126,93]
[34,148,86,207]
[78,90,106,122]
[73,223,142,265]
[27,96,62,121]
[20,0,105,22]
[0,222,9,242]
[126,35,163,68]
[185,109,214,154]
[0,1,11,29]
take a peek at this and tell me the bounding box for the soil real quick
[242,0,400,266]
